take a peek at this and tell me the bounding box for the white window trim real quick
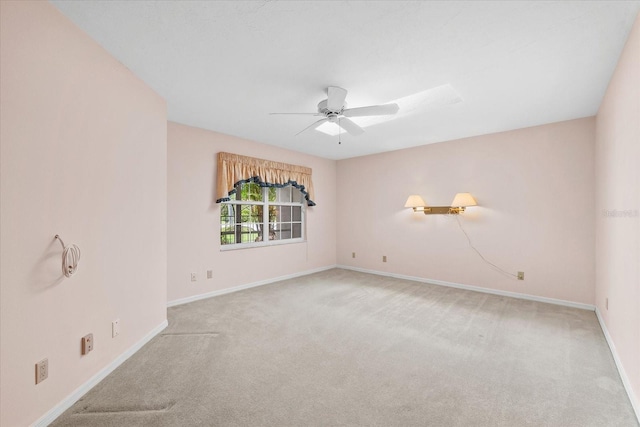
[220,187,306,251]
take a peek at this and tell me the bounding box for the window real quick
[220,181,305,249]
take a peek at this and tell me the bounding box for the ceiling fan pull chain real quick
[338,118,341,144]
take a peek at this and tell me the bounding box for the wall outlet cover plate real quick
[81,333,94,355]
[35,358,48,384]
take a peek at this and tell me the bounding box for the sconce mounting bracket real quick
[421,206,465,215]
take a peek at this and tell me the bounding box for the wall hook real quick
[54,234,81,278]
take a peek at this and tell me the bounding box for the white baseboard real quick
[167,265,337,307]
[337,265,596,311]
[595,308,640,423]
[32,320,169,427]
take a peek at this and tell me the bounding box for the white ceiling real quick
[51,1,639,160]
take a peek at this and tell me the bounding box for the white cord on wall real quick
[55,235,81,277]
[453,216,518,279]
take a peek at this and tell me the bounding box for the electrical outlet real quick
[81,333,93,355]
[35,358,48,384]
[207,270,213,279]
[191,272,197,282]
[517,271,525,280]
[352,252,356,259]
[112,319,120,338]
[606,297,609,310]
[383,256,387,263]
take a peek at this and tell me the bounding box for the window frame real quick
[219,185,306,251]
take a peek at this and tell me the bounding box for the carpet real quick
[51,268,638,426]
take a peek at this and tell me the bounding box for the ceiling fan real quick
[270,86,399,136]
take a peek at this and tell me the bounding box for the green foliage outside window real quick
[221,182,300,245]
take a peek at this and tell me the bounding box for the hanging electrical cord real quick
[55,235,81,277]
[453,216,518,279]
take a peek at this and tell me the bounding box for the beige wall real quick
[0,2,168,426]
[337,118,596,305]
[595,13,640,411]
[167,122,336,303]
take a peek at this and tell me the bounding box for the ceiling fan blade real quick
[337,117,364,136]
[269,112,321,115]
[342,103,399,117]
[295,118,329,136]
[327,86,347,111]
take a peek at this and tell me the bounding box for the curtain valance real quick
[216,152,316,206]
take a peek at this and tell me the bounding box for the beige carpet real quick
[52,269,638,426]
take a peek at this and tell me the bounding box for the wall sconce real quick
[404,195,428,212]
[404,192,477,215]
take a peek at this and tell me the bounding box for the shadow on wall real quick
[30,237,66,292]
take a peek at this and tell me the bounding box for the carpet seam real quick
[32,320,169,427]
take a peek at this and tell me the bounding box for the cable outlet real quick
[352,252,356,259]
[112,319,120,338]
[207,270,213,279]
[35,358,48,384]
[81,333,94,355]
[191,272,197,282]
[383,256,387,263]
[517,271,524,280]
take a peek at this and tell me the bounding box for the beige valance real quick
[216,152,316,206]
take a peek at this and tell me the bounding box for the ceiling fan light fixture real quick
[316,121,345,136]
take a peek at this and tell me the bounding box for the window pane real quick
[236,182,263,201]
[281,206,292,221]
[220,202,265,245]
[240,225,260,243]
[292,188,303,203]
[266,205,276,223]
[272,186,291,203]
[220,225,235,245]
[292,206,302,221]
[240,205,262,222]
[220,204,235,245]
[267,187,276,202]
[220,204,234,224]
[292,223,302,238]
[269,206,280,224]
[271,223,281,239]
[271,223,291,240]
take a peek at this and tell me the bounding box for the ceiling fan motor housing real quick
[317,99,346,120]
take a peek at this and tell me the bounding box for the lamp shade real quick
[451,192,477,207]
[404,195,426,208]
